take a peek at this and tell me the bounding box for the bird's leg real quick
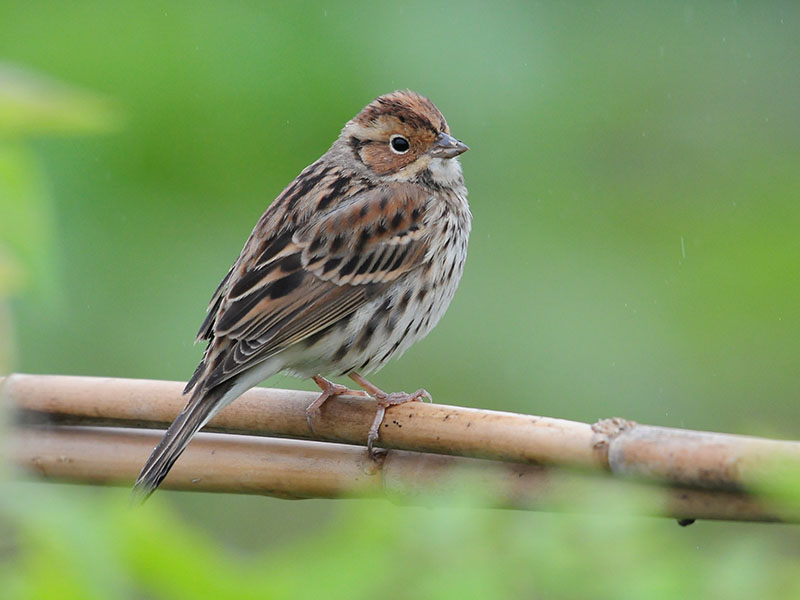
[348,372,431,454]
[306,375,368,434]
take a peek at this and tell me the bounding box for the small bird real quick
[132,90,470,500]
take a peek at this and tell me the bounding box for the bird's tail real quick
[131,382,232,504]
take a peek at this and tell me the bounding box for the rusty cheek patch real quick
[360,143,417,175]
[354,104,441,176]
[358,121,437,176]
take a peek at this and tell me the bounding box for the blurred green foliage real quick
[1,481,800,600]
[1,0,799,597]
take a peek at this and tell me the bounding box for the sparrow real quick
[132,90,470,501]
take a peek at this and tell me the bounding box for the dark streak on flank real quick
[446,261,456,281]
[398,289,413,312]
[356,311,383,351]
[303,327,326,347]
[379,339,404,364]
[377,297,392,314]
[333,342,350,362]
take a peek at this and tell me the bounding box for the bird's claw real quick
[366,388,432,454]
[307,376,368,436]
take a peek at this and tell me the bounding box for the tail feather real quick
[131,382,231,504]
[132,354,285,503]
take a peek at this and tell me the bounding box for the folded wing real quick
[186,182,432,396]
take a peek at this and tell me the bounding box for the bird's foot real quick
[348,372,431,456]
[306,375,368,435]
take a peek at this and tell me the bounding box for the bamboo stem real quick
[8,425,790,523]
[4,374,603,468]
[6,374,800,490]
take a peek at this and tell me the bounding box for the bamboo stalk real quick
[4,374,603,468]
[5,373,800,493]
[8,425,791,523]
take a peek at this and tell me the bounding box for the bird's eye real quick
[389,135,410,154]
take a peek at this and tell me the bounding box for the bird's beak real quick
[429,132,469,159]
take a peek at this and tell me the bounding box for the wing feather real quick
[189,180,432,394]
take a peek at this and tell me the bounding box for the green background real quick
[2,1,799,598]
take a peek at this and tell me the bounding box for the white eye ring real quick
[389,134,411,154]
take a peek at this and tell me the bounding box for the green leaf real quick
[0,62,121,138]
[0,144,59,304]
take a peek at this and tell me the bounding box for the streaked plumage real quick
[133,90,470,501]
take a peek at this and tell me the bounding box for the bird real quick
[132,90,470,501]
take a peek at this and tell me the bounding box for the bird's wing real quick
[187,180,432,394]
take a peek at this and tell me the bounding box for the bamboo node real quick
[591,417,638,465]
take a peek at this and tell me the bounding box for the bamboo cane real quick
[3,374,800,523]
[6,374,799,489]
[8,425,791,523]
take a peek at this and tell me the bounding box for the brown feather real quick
[187,180,432,396]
